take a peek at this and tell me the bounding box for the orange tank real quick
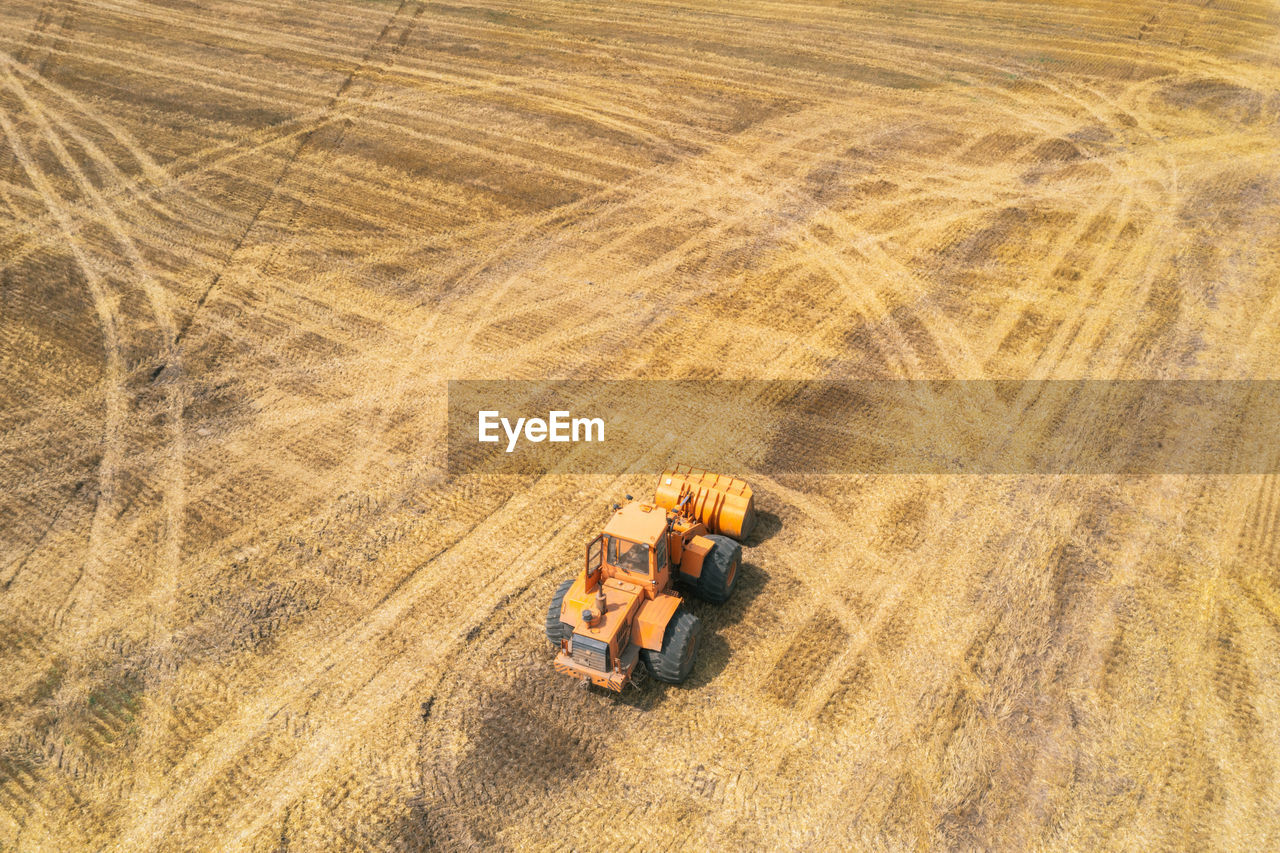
[653,465,755,541]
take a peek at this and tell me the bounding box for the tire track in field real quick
[0,48,318,268]
[10,4,501,242]
[216,274,869,844]
[761,53,1143,380]
[245,0,430,273]
[20,0,947,376]
[425,7,857,106]
[105,2,432,837]
[2,1,1269,845]
[12,0,74,75]
[751,140,1025,378]
[443,104,849,362]
[172,0,420,347]
[496,0,963,106]
[210,466,654,850]
[85,0,370,67]
[1006,76,1180,378]
[816,208,996,378]
[0,97,446,276]
[3,70,184,633]
[780,0,1267,79]
[0,27,627,206]
[940,116,1141,374]
[38,6,509,581]
[409,302,976,841]
[6,0,394,105]
[379,58,704,156]
[785,476,1170,842]
[230,83,1141,814]
[290,154,972,824]
[872,45,1183,380]
[257,104,867,521]
[0,100,126,632]
[11,1,668,194]
[0,484,80,592]
[146,124,930,838]
[733,335,1241,836]
[456,0,1206,119]
[45,11,504,579]
[0,55,201,228]
[110,470,613,850]
[752,476,937,716]
[1117,476,1269,846]
[1,68,197,834]
[0,27,329,111]
[1239,472,1280,568]
[317,99,851,497]
[688,29,1170,380]
[779,221,926,377]
[8,38,162,184]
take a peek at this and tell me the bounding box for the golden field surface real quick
[2,0,1280,849]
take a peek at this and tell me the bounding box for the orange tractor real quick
[546,466,755,690]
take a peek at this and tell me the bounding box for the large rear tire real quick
[696,535,741,604]
[545,578,574,647]
[641,608,701,683]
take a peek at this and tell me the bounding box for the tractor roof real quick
[603,501,668,544]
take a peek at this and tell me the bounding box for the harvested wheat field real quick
[3,0,1280,849]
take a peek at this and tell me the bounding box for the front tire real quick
[696,535,741,604]
[641,608,701,683]
[545,578,574,647]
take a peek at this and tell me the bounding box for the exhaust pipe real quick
[581,586,609,627]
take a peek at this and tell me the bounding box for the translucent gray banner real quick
[447,380,1280,475]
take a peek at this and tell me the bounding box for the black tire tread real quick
[545,577,575,647]
[641,608,701,683]
[696,534,741,604]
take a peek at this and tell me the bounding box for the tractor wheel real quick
[545,578,575,647]
[696,535,741,604]
[641,608,701,684]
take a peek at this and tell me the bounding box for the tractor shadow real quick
[609,558,771,708]
[743,510,782,547]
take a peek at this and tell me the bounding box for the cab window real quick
[607,536,650,575]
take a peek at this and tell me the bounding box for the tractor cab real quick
[598,502,671,596]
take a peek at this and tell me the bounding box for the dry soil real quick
[2,1,1279,850]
